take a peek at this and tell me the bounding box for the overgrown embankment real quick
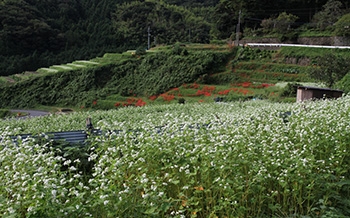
[0,48,235,108]
[2,44,348,109]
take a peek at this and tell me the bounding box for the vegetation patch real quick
[1,97,350,217]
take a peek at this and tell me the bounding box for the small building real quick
[297,86,343,102]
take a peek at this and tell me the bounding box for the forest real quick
[0,0,349,76]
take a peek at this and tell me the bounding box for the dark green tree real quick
[213,0,243,39]
[334,13,350,37]
[309,53,350,88]
[112,1,211,46]
[0,0,58,55]
[312,0,345,30]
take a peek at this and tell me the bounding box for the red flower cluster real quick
[115,98,147,108]
[183,83,200,89]
[187,85,216,97]
[240,82,252,88]
[196,90,212,96]
[149,95,158,101]
[218,89,231,95]
[160,93,175,101]
[217,87,254,96]
[238,88,254,95]
[235,82,275,89]
[202,86,216,92]
[135,99,146,106]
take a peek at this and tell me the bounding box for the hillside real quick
[1,0,349,76]
[0,43,334,110]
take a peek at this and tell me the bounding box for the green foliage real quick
[208,72,240,84]
[312,0,345,31]
[335,73,350,93]
[213,0,242,39]
[335,13,350,37]
[0,50,233,108]
[0,109,11,118]
[0,0,125,76]
[261,12,299,35]
[280,82,302,97]
[279,47,350,60]
[109,50,232,96]
[135,46,147,56]
[112,1,211,46]
[309,53,350,87]
[275,12,299,33]
[0,0,348,76]
[236,47,273,61]
[170,43,189,56]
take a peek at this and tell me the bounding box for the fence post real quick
[86,117,93,133]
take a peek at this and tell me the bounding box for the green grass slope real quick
[0,45,234,108]
[2,43,345,110]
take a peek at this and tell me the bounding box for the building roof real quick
[297,86,343,93]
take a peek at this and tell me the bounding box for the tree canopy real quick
[0,0,349,76]
[309,53,350,88]
[113,1,210,46]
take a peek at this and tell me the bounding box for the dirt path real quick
[10,110,50,119]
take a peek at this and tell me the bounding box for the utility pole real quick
[236,10,241,46]
[147,26,151,50]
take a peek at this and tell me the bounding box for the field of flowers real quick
[1,97,350,217]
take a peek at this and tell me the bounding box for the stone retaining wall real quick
[241,36,350,46]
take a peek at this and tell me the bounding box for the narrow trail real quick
[10,110,50,119]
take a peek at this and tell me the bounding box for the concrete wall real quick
[243,36,350,46]
[297,37,332,45]
[333,37,350,46]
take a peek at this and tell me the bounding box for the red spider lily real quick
[202,85,216,93]
[126,98,137,104]
[160,93,175,101]
[92,100,97,105]
[218,89,231,95]
[135,99,146,107]
[114,102,121,107]
[242,82,251,88]
[262,83,275,88]
[196,90,211,96]
[189,83,199,89]
[149,95,158,101]
[235,82,251,88]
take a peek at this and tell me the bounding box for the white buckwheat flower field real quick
[1,97,350,217]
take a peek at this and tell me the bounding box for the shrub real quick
[335,13,350,37]
[135,46,147,56]
[280,82,302,97]
[0,109,11,118]
[170,43,189,56]
[335,73,350,93]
